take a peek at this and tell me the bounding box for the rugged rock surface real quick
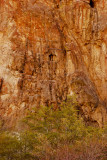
[0,0,107,128]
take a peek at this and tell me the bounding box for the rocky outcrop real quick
[0,0,107,128]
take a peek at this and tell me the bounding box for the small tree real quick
[23,96,102,159]
[0,97,106,160]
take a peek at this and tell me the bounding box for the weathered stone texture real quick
[0,0,107,128]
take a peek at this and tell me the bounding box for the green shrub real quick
[0,97,106,160]
[22,97,106,159]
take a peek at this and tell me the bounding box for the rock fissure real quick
[90,0,94,8]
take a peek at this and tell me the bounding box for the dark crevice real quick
[90,0,94,8]
[0,78,3,93]
[49,54,53,61]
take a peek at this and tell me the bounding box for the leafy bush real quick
[22,97,106,159]
[0,132,20,160]
[0,97,106,160]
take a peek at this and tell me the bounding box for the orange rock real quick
[0,0,107,128]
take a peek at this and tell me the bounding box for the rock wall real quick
[0,0,107,128]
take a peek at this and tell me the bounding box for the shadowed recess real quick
[90,0,94,8]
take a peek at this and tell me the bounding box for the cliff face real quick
[0,0,107,128]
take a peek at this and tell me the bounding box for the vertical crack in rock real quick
[0,79,3,93]
[90,0,94,8]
